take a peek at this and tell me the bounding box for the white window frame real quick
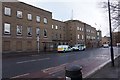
[55,25,58,29]
[77,34,80,39]
[36,16,40,22]
[52,25,54,29]
[27,27,32,36]
[4,7,11,16]
[36,27,40,36]
[82,35,84,39]
[44,17,48,24]
[16,25,22,35]
[17,11,22,18]
[77,27,79,30]
[4,23,11,34]
[27,14,32,20]
[44,29,47,37]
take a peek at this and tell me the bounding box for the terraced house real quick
[1,1,102,53]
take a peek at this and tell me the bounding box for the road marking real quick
[16,58,50,64]
[11,73,30,79]
[60,54,75,57]
[42,63,68,74]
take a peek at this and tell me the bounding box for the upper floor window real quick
[17,11,22,18]
[52,25,54,29]
[36,27,40,36]
[36,16,40,22]
[4,7,11,16]
[16,25,22,35]
[77,34,80,39]
[82,35,84,39]
[55,25,58,29]
[77,27,79,30]
[27,27,32,36]
[44,29,47,37]
[79,27,81,31]
[44,17,48,24]
[4,23,10,34]
[27,14,32,20]
[82,28,84,31]
[97,32,99,35]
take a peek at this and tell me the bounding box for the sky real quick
[18,0,112,37]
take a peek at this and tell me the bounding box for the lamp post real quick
[108,0,114,67]
[37,35,40,53]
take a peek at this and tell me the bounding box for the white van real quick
[57,45,72,52]
[72,44,86,51]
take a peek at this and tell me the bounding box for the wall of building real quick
[2,2,102,53]
[2,2,52,53]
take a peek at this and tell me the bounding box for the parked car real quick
[117,43,120,47]
[103,44,109,48]
[72,44,86,51]
[57,45,73,52]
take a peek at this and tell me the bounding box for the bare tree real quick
[101,0,120,31]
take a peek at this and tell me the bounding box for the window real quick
[36,27,40,36]
[77,34,80,39]
[79,27,81,31]
[4,23,10,34]
[44,17,48,24]
[27,27,32,36]
[44,29,47,37]
[82,35,84,39]
[27,14,32,20]
[16,25,22,35]
[97,32,99,35]
[17,11,22,18]
[52,25,54,29]
[36,16,40,22]
[77,27,79,30]
[4,7,11,16]
[55,25,58,29]
[82,28,84,31]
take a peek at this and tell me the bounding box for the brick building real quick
[1,1,102,53]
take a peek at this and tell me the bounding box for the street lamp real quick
[37,35,40,53]
[108,0,114,67]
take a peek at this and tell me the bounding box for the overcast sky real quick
[18,0,112,37]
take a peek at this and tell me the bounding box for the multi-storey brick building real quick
[2,2,53,53]
[65,20,85,46]
[84,23,97,48]
[1,1,102,53]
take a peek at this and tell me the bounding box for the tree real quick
[101,0,120,31]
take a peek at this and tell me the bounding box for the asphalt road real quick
[2,47,119,78]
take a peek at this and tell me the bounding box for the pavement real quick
[85,55,120,79]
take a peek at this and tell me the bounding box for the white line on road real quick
[16,58,50,64]
[60,54,75,57]
[11,73,30,79]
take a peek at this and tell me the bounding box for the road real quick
[2,47,119,78]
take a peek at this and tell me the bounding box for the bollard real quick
[65,65,82,80]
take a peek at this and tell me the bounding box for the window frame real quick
[4,23,11,35]
[36,27,40,36]
[36,16,40,22]
[44,17,48,24]
[16,25,22,35]
[27,27,32,36]
[43,29,47,37]
[27,13,32,20]
[4,7,11,16]
[17,10,23,18]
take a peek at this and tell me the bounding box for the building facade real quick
[65,20,85,46]
[2,2,52,53]
[1,2,102,53]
